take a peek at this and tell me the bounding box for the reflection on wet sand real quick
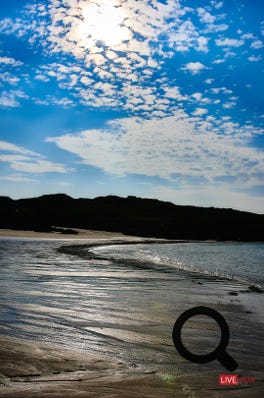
[0,238,263,397]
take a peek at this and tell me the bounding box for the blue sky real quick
[0,0,263,213]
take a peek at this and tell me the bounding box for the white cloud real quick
[0,16,32,37]
[0,90,28,108]
[8,159,67,174]
[0,175,36,182]
[204,78,214,84]
[248,55,262,62]
[197,8,215,24]
[215,1,224,10]
[241,33,255,40]
[0,56,23,66]
[45,0,182,61]
[182,62,207,74]
[0,0,261,123]
[215,38,244,47]
[0,140,36,155]
[211,87,232,94]
[46,113,264,185]
[211,1,224,10]
[163,86,187,101]
[35,74,49,82]
[250,40,263,49]
[150,185,264,214]
[168,20,209,53]
[222,102,236,109]
[193,108,208,116]
[198,6,228,33]
[0,0,215,113]
[50,97,74,107]
[0,91,19,107]
[212,58,225,64]
[179,89,211,105]
[0,140,67,174]
[0,72,20,85]
[196,36,209,52]
[204,23,229,33]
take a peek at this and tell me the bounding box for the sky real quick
[0,0,263,213]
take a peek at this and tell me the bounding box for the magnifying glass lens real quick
[172,306,238,371]
[181,315,222,355]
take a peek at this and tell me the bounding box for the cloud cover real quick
[0,0,263,212]
[47,112,263,186]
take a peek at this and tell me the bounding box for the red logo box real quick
[219,374,238,385]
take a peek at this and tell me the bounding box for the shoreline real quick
[0,333,262,398]
[0,228,133,240]
[57,240,264,292]
[0,228,184,244]
[0,228,262,244]
[57,240,264,324]
[0,234,263,397]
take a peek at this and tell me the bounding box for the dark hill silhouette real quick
[0,194,263,241]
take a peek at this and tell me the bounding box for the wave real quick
[92,243,264,292]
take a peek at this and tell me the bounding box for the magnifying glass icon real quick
[172,306,238,371]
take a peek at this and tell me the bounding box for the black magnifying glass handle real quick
[173,307,239,372]
[217,350,238,372]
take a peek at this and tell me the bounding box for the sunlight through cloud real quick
[79,0,131,48]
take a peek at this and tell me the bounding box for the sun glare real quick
[81,1,130,48]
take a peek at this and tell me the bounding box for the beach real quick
[0,230,263,397]
[0,335,262,398]
[0,228,136,241]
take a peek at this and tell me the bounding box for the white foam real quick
[92,243,264,291]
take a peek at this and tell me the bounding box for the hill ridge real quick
[0,194,263,241]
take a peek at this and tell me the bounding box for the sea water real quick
[0,238,263,374]
[92,241,264,290]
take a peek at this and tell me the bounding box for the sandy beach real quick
[0,334,262,398]
[0,230,263,397]
[0,228,136,241]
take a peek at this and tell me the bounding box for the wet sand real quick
[0,234,263,397]
[0,228,135,240]
[0,322,262,398]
